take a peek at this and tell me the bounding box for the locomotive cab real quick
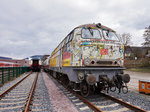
[72,24,124,67]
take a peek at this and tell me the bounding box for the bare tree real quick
[118,33,132,46]
[142,25,150,47]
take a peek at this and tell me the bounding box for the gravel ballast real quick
[0,73,36,112]
[102,71,150,111]
[42,72,79,112]
[0,72,29,94]
[3,70,147,112]
[31,72,53,112]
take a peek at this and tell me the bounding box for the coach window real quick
[82,28,102,39]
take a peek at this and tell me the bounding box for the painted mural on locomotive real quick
[50,24,124,68]
[48,23,130,97]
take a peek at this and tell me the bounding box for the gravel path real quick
[42,72,79,112]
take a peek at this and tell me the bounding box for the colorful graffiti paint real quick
[50,24,124,67]
[62,51,71,66]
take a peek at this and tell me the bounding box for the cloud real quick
[0,0,150,58]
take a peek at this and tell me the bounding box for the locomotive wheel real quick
[80,82,90,97]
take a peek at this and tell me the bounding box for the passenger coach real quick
[48,23,130,97]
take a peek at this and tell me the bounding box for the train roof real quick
[76,23,115,32]
[0,61,19,64]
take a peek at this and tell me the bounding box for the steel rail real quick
[24,72,39,112]
[49,73,103,112]
[0,72,32,99]
[100,92,147,112]
[75,93,103,112]
[47,71,147,112]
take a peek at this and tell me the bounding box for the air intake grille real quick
[97,61,113,64]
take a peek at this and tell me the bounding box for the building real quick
[0,59,29,67]
[124,46,150,59]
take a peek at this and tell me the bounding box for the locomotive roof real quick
[76,23,115,32]
[50,23,116,57]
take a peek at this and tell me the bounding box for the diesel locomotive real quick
[45,23,130,97]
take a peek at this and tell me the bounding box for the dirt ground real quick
[124,70,150,94]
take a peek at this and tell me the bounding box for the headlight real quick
[86,74,96,85]
[78,72,84,81]
[91,59,96,65]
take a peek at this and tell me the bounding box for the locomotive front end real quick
[74,23,130,96]
[81,27,124,67]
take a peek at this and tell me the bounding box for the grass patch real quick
[127,68,150,73]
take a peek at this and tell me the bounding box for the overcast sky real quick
[0,0,150,59]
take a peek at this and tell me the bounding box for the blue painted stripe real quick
[80,42,91,45]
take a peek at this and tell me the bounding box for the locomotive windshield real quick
[103,29,119,41]
[82,28,102,39]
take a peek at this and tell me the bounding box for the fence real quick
[0,67,30,85]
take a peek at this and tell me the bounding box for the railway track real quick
[99,92,147,112]
[0,72,39,112]
[47,72,147,112]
